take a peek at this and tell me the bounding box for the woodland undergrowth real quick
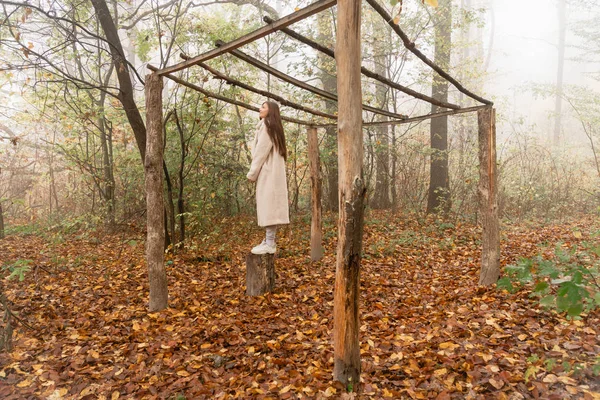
[0,211,598,399]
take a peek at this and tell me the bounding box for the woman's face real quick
[259,103,269,119]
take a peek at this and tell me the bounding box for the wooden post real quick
[307,126,324,261]
[478,107,500,285]
[246,254,275,296]
[145,73,168,311]
[333,0,364,385]
[0,168,4,239]
[0,198,4,240]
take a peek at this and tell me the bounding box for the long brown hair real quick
[262,101,287,161]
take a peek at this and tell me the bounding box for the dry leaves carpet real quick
[0,211,598,399]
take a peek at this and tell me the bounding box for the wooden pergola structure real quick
[144,0,499,384]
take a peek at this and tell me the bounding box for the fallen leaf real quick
[557,375,577,385]
[489,378,504,389]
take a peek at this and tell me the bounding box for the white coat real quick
[247,119,290,227]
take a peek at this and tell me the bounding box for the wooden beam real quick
[148,65,316,126]
[333,0,364,386]
[362,105,487,127]
[156,0,337,76]
[366,0,493,106]
[307,126,324,261]
[180,56,337,120]
[477,107,500,285]
[304,105,488,128]
[145,72,168,312]
[220,45,408,120]
[151,68,483,129]
[264,16,460,110]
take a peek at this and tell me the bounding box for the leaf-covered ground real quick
[1,211,599,399]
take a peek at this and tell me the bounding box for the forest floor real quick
[0,210,599,400]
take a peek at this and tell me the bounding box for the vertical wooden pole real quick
[307,126,324,261]
[145,73,168,311]
[478,107,500,285]
[333,0,364,385]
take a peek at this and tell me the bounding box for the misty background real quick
[0,0,598,233]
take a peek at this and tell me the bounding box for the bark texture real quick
[316,12,339,212]
[333,0,364,385]
[145,73,168,311]
[371,41,391,209]
[308,127,324,261]
[427,0,452,214]
[91,0,147,161]
[477,107,500,286]
[246,253,275,296]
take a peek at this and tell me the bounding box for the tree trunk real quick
[162,114,173,248]
[99,111,115,227]
[174,110,186,246]
[91,0,146,161]
[554,0,566,146]
[48,159,55,215]
[426,0,452,214]
[293,137,300,212]
[162,159,174,248]
[308,127,324,261]
[391,123,397,210]
[0,169,4,239]
[145,73,168,311]
[333,0,364,385]
[163,205,171,249]
[390,89,400,210]
[478,107,500,286]
[0,201,3,239]
[371,40,391,209]
[246,253,275,296]
[317,12,339,212]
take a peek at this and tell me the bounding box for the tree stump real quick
[246,253,275,296]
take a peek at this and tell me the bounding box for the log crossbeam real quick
[365,0,493,106]
[148,65,316,126]
[155,0,338,76]
[180,56,337,120]
[217,44,408,120]
[150,0,493,122]
[264,16,460,110]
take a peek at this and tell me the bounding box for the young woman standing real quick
[247,101,290,254]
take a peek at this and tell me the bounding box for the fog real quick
[485,0,598,145]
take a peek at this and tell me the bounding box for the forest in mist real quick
[0,0,598,231]
[0,0,599,399]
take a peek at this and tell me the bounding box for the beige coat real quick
[247,120,290,227]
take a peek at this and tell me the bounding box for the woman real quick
[247,101,290,254]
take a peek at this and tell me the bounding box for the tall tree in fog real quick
[316,11,339,212]
[427,0,452,214]
[554,0,566,145]
[371,15,391,209]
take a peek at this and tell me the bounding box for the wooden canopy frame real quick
[144,0,499,384]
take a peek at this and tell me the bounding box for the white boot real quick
[251,240,276,255]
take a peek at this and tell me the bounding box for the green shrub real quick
[497,242,600,317]
[2,259,33,281]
